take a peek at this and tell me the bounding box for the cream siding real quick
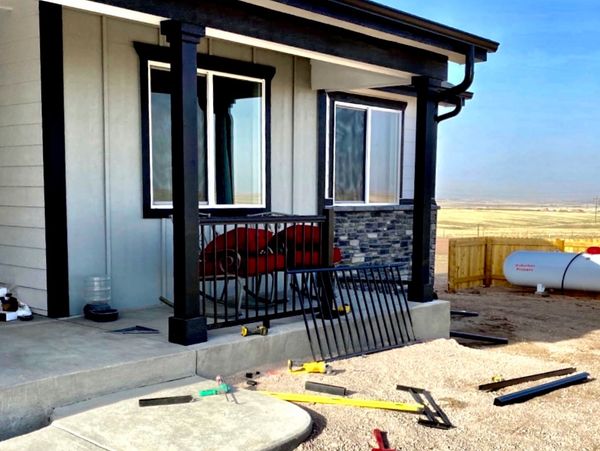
[61,10,420,314]
[0,0,47,313]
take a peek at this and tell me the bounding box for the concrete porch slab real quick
[2,377,312,451]
[0,300,448,442]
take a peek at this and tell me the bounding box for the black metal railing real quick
[290,263,415,361]
[198,210,336,329]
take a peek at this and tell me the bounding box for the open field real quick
[437,202,600,239]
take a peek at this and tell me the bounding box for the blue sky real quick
[380,0,600,203]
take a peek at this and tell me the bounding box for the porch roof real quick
[48,0,498,83]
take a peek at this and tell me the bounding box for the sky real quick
[380,0,600,203]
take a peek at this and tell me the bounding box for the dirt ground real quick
[230,241,600,450]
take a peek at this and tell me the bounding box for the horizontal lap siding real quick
[0,0,47,313]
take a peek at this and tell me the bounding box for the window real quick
[328,94,405,205]
[135,43,275,217]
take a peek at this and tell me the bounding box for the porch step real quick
[1,377,312,451]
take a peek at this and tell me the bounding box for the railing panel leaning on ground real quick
[290,263,416,362]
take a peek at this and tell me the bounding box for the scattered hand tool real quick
[396,385,454,429]
[138,395,194,407]
[479,367,576,391]
[305,381,347,396]
[494,372,592,406]
[241,325,268,337]
[288,360,332,374]
[262,392,423,413]
[199,376,237,403]
[371,429,396,451]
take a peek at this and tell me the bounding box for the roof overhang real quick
[242,0,499,63]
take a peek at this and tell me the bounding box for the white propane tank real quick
[503,250,600,292]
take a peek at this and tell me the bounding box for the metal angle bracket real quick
[396,384,455,429]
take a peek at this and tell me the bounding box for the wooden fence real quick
[445,237,597,291]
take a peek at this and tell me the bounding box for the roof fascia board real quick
[64,0,449,80]
[247,0,496,62]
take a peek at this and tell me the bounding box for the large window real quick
[149,62,265,210]
[135,43,275,217]
[329,95,405,206]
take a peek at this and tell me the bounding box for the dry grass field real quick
[437,202,600,239]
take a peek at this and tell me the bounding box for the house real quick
[0,0,498,344]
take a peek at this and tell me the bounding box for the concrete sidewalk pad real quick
[1,377,312,451]
[0,427,101,450]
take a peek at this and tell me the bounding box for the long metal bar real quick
[198,215,326,225]
[450,331,508,344]
[494,372,591,406]
[479,367,577,392]
[451,310,479,317]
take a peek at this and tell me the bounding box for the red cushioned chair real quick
[199,227,286,311]
[272,224,343,269]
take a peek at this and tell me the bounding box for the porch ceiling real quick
[45,0,449,81]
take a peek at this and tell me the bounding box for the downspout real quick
[435,45,474,122]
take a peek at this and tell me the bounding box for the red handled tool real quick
[372,429,396,451]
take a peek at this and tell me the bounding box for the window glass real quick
[334,106,366,202]
[369,110,401,203]
[150,67,207,205]
[213,76,263,205]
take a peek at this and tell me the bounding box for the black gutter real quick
[271,0,499,60]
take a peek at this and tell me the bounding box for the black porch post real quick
[408,76,440,302]
[161,21,207,345]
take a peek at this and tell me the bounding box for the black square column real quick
[408,76,440,302]
[161,21,207,345]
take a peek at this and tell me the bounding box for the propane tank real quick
[503,250,600,292]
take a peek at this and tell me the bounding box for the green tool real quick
[199,383,231,397]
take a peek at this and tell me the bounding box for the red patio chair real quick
[198,227,286,311]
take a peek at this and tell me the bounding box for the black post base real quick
[407,282,435,302]
[168,316,207,345]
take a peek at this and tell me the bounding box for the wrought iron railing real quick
[198,211,336,329]
[290,263,415,361]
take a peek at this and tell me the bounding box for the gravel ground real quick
[232,338,598,451]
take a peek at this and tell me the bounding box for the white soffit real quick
[349,88,413,103]
[311,60,410,91]
[44,0,420,77]
[240,0,466,64]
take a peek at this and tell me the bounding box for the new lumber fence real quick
[447,237,600,292]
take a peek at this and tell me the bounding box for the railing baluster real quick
[368,267,391,346]
[347,269,372,349]
[376,267,399,345]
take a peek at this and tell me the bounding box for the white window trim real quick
[147,61,267,210]
[332,100,404,206]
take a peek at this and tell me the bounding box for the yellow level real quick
[262,392,424,414]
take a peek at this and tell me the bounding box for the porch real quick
[0,300,448,441]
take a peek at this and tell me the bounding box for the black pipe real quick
[494,372,591,406]
[436,46,475,102]
[436,96,464,122]
[479,367,577,392]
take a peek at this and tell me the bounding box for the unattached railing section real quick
[198,210,337,329]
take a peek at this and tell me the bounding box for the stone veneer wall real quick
[333,207,437,282]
